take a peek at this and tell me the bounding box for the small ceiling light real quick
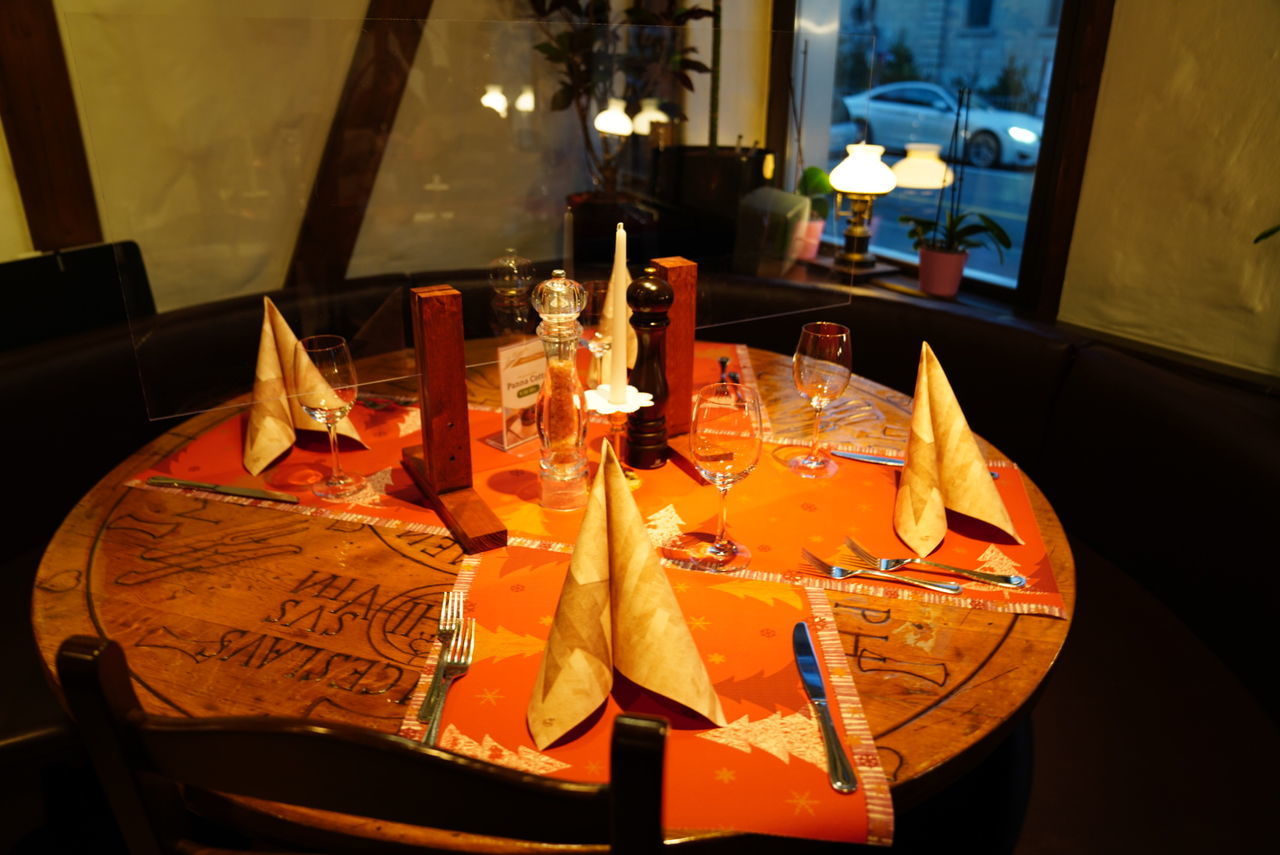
[593,98,633,137]
[480,84,508,118]
[515,85,535,113]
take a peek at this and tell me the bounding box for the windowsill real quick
[788,253,1021,321]
[787,251,1278,394]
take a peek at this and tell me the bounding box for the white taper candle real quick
[608,223,629,404]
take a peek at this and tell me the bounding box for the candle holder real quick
[531,270,589,510]
[585,383,652,485]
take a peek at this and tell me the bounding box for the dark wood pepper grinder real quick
[624,266,673,469]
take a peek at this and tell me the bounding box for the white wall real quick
[0,118,33,260]
[1060,0,1280,377]
[682,0,772,150]
[55,0,366,311]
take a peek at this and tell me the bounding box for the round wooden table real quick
[31,347,1074,850]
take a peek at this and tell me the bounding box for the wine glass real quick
[294,335,366,500]
[686,382,763,570]
[789,322,852,479]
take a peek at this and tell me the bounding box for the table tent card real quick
[527,442,727,749]
[243,296,365,475]
[894,341,1022,556]
[485,337,544,450]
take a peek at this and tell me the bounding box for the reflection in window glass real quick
[967,0,994,29]
[820,0,1060,289]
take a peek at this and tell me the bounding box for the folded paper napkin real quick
[894,342,1022,556]
[527,442,726,749]
[243,297,365,475]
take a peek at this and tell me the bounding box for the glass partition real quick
[59,3,854,420]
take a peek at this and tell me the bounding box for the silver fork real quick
[414,593,463,734]
[844,536,1027,588]
[419,616,476,745]
[801,549,962,594]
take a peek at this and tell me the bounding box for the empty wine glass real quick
[295,335,366,500]
[789,322,852,479]
[686,382,763,570]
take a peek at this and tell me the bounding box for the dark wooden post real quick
[624,268,673,469]
[650,257,696,437]
[401,285,506,552]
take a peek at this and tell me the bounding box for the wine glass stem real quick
[326,423,345,483]
[713,486,731,551]
[808,404,824,460]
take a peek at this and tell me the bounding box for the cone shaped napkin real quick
[243,297,364,475]
[527,443,726,749]
[894,342,1022,556]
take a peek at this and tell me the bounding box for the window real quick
[1047,0,1064,27]
[967,0,994,29]
[797,0,1063,292]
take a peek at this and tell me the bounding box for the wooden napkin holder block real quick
[401,285,507,553]
[651,256,697,438]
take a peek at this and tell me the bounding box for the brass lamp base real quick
[832,193,880,275]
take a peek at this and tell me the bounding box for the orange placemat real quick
[398,548,893,846]
[130,341,1064,617]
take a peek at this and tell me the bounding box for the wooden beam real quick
[763,0,797,182]
[0,0,102,250]
[1015,0,1116,322]
[284,0,433,296]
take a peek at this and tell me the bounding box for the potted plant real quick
[529,0,711,194]
[794,166,833,260]
[897,89,1011,298]
[528,0,712,265]
[899,211,1011,297]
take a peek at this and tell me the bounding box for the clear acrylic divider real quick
[59,8,856,422]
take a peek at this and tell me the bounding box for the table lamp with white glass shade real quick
[890,143,954,190]
[828,143,897,274]
[593,98,633,136]
[480,84,508,118]
[632,98,668,135]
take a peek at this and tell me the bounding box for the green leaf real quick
[676,7,716,23]
[952,223,991,240]
[534,42,568,63]
[976,213,1012,248]
[549,85,575,111]
[680,58,712,73]
[797,166,832,196]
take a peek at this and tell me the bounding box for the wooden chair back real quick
[56,635,666,854]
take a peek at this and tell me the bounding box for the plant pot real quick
[795,218,826,261]
[918,247,968,298]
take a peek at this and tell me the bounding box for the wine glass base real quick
[670,533,752,572]
[787,452,838,479]
[312,472,367,500]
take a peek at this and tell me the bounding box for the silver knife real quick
[146,476,299,504]
[831,449,999,478]
[792,622,857,794]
